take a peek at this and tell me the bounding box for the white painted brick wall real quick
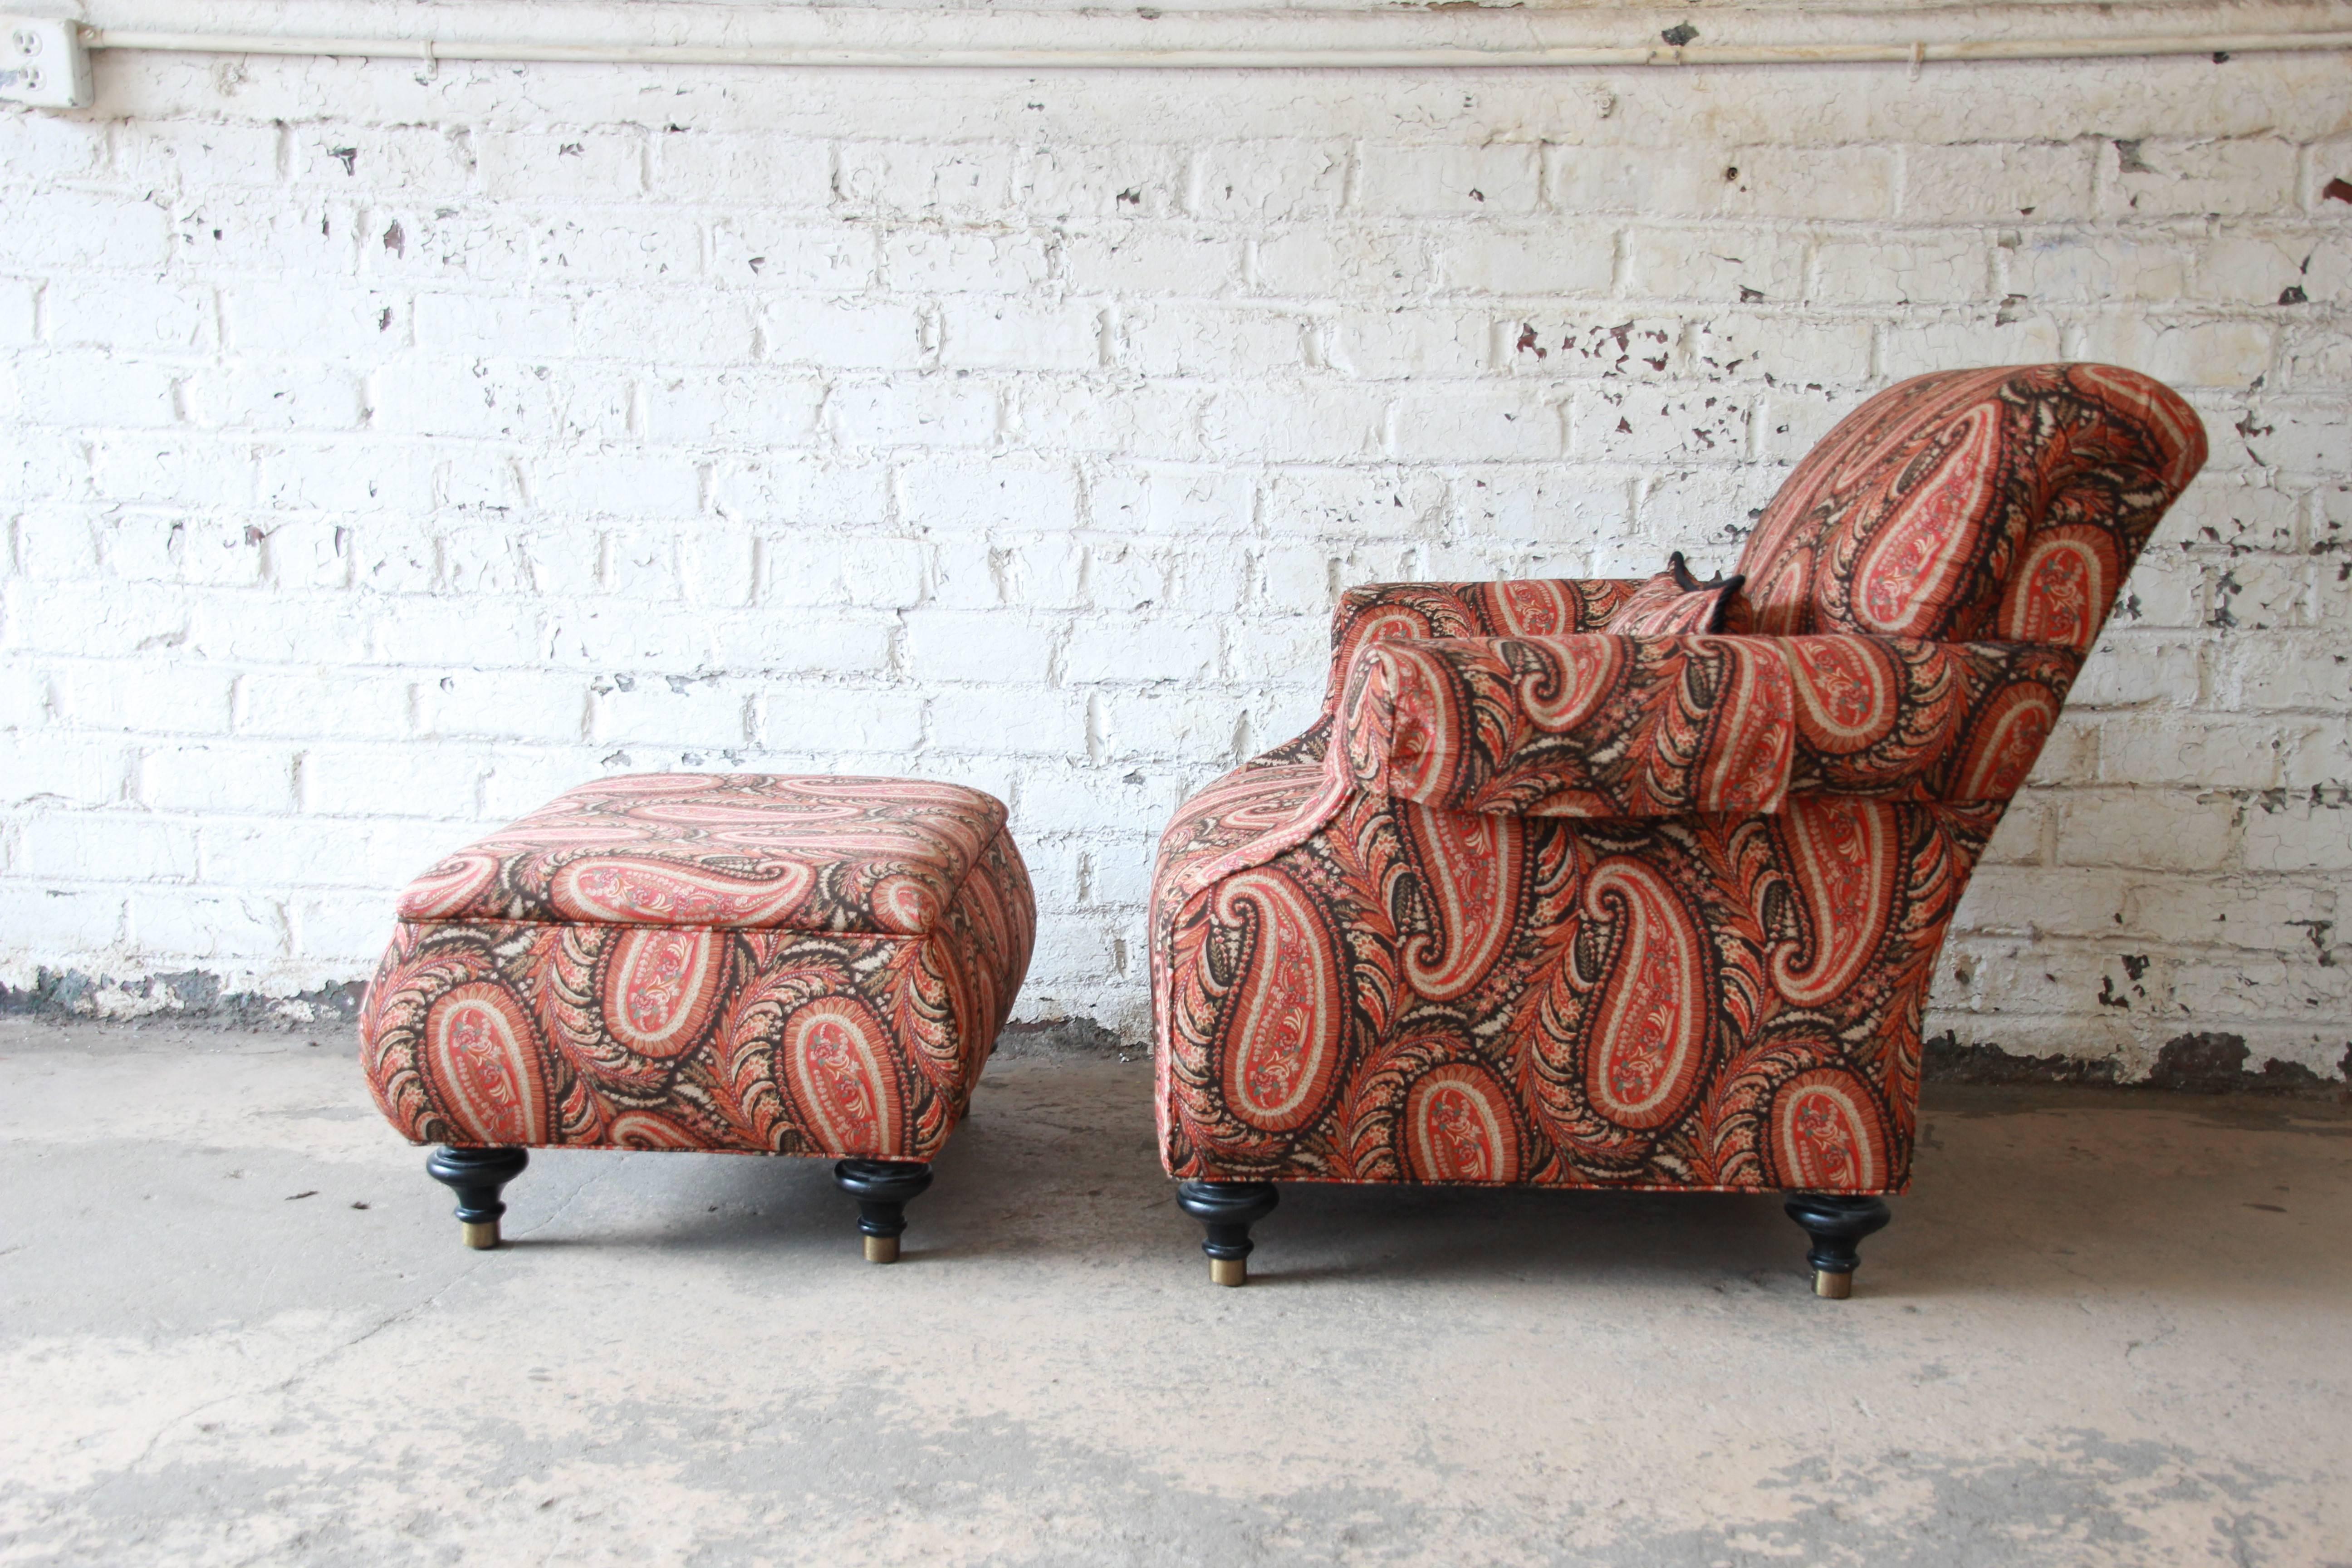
[1,14,2348,1078]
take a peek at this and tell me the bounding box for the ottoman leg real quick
[1176,1180,1279,1287]
[425,1146,530,1251]
[833,1159,933,1264]
[1784,1192,1892,1299]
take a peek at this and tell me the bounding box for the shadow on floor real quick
[490,1063,2352,1307]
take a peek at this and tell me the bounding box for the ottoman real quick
[358,773,1034,1260]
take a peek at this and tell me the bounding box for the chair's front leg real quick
[1176,1180,1279,1286]
[833,1159,933,1263]
[425,1146,530,1250]
[1784,1193,1892,1298]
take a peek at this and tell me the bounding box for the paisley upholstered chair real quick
[1151,364,2206,1294]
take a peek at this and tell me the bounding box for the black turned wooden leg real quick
[833,1159,933,1264]
[1784,1193,1892,1299]
[1176,1180,1279,1287]
[425,1146,529,1251]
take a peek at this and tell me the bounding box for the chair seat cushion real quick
[397,774,1009,936]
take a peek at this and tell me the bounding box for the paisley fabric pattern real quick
[1740,363,2205,643]
[1323,577,1642,712]
[1243,577,1647,773]
[398,773,1010,936]
[1156,780,1998,1191]
[1337,631,2085,818]
[1606,557,1748,636]
[363,776,1035,1158]
[1154,364,2204,1195]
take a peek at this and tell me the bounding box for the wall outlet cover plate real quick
[1,16,93,109]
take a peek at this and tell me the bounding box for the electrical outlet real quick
[0,16,92,109]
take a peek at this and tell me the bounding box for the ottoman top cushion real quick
[397,774,1010,937]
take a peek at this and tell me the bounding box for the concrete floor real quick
[2,1023,2348,1568]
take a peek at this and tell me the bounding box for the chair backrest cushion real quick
[1736,364,2207,649]
[1605,553,1748,636]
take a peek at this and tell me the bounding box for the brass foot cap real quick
[461,1220,500,1251]
[1210,1257,1246,1287]
[1814,1269,1853,1299]
[865,1234,900,1264]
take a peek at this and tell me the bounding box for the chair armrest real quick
[1336,631,2084,818]
[1323,578,1646,710]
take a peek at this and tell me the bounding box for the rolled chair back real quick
[1735,364,2208,652]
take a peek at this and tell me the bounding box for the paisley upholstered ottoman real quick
[359,774,1034,1260]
